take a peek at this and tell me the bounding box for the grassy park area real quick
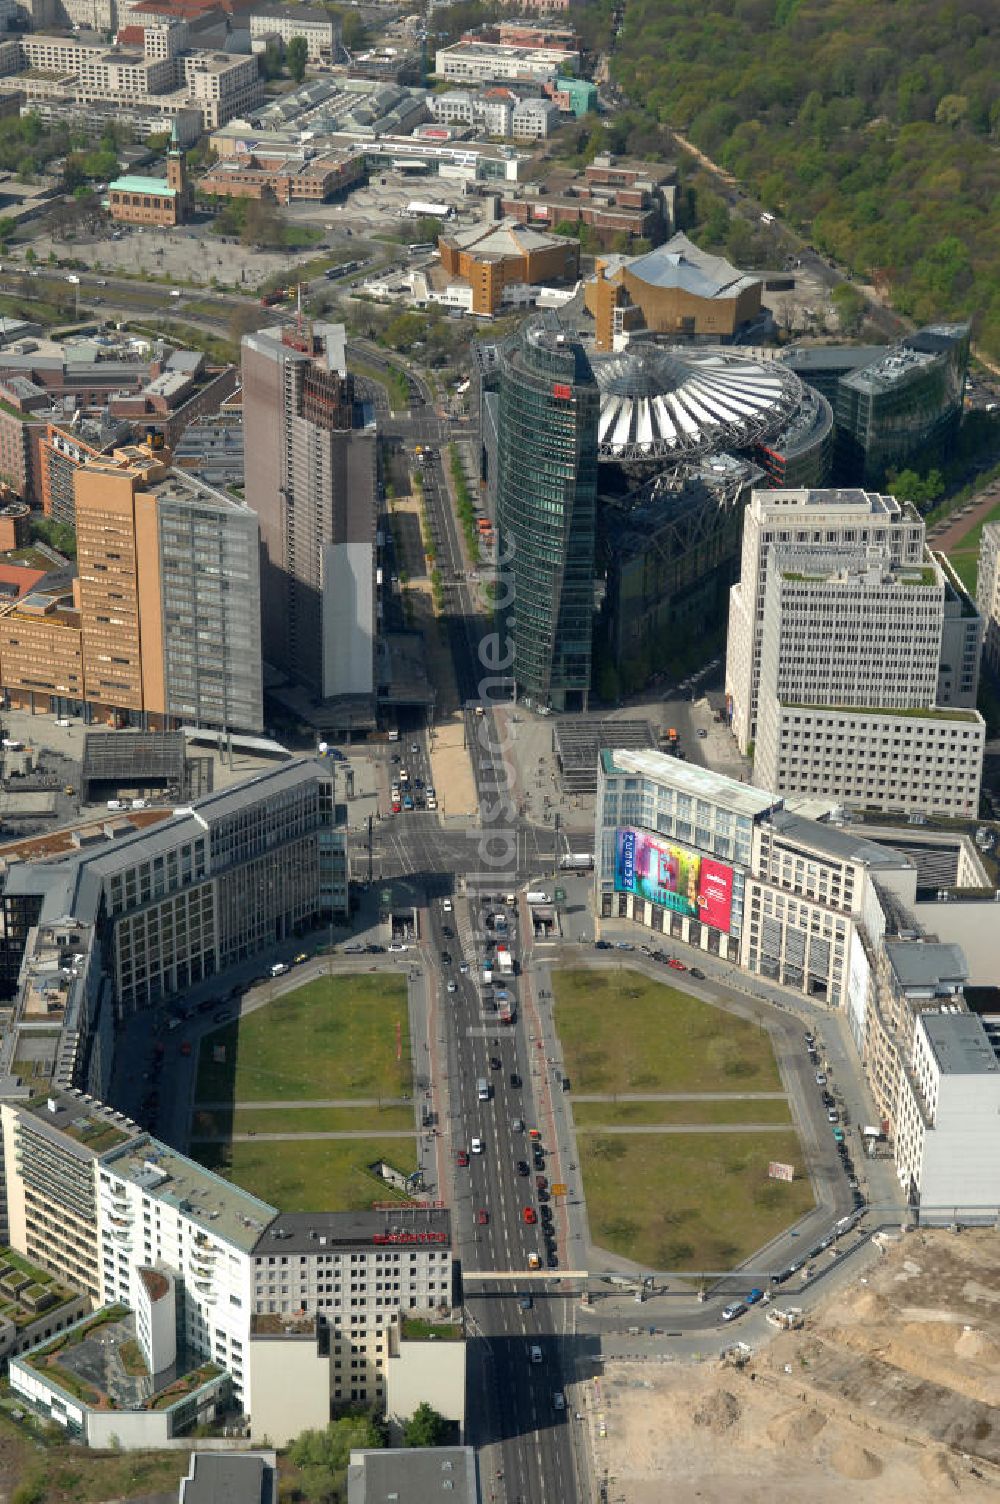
[578,1130,814,1271]
[190,974,417,1212]
[553,968,782,1095]
[195,973,411,1104]
[944,496,1000,592]
[554,968,812,1269]
[196,1136,418,1214]
[571,1097,793,1128]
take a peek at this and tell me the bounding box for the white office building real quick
[752,548,985,816]
[894,1010,1000,1214]
[434,42,579,84]
[976,520,1000,676]
[249,7,338,61]
[510,97,559,139]
[725,487,925,753]
[2,1092,275,1414]
[756,702,984,819]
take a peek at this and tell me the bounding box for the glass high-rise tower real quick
[496,314,599,712]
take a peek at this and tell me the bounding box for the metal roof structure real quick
[81,731,188,803]
[592,345,803,463]
[553,718,656,794]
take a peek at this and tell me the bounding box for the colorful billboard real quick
[613,828,734,934]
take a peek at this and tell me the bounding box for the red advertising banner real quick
[552,382,572,400]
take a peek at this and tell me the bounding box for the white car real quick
[552,1391,565,1411]
[530,1345,542,1364]
[721,1303,744,1322]
[388,942,408,953]
[442,899,453,913]
[447,981,457,993]
[459,963,469,974]
[471,1137,483,1154]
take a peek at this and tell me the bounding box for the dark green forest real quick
[590,0,1000,358]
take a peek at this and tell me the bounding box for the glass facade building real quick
[834,323,969,486]
[496,314,599,711]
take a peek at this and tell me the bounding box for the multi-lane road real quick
[371,366,585,1500]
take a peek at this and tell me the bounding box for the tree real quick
[30,516,76,559]
[885,467,945,510]
[258,41,284,80]
[831,282,866,335]
[403,1402,449,1448]
[242,197,284,249]
[288,1414,386,1501]
[287,35,308,83]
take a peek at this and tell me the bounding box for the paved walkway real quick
[929,481,1000,550]
[572,1091,788,1102]
[195,1097,409,1109]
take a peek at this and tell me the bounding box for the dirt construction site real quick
[592,1229,1000,1502]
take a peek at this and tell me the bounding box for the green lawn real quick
[578,1130,814,1271]
[195,974,411,1103]
[571,1097,792,1127]
[554,968,782,1094]
[196,1135,417,1213]
[945,496,1000,592]
[191,1104,414,1138]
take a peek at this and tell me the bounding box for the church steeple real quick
[166,122,191,216]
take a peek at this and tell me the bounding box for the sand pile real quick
[919,1449,960,1493]
[693,1389,741,1433]
[767,1406,827,1448]
[955,1327,1000,1364]
[830,1441,884,1480]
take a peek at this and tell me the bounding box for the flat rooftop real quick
[602,747,782,819]
[921,1011,1000,1076]
[254,1207,451,1257]
[884,939,969,991]
[768,810,913,870]
[105,1139,277,1254]
[347,1447,476,1504]
[23,1090,140,1158]
[754,486,904,515]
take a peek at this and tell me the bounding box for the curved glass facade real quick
[835,324,969,486]
[496,316,599,711]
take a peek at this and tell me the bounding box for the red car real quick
[528,1127,541,1141]
[668,958,687,971]
[523,1207,537,1225]
[180,1040,192,1056]
[476,1208,489,1226]
[456,1150,469,1167]
[392,801,401,814]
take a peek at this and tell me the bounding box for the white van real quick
[270,962,289,977]
[477,1077,490,1101]
[526,891,550,905]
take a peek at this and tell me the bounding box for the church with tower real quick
[105,124,194,228]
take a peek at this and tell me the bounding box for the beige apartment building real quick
[0,446,263,731]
